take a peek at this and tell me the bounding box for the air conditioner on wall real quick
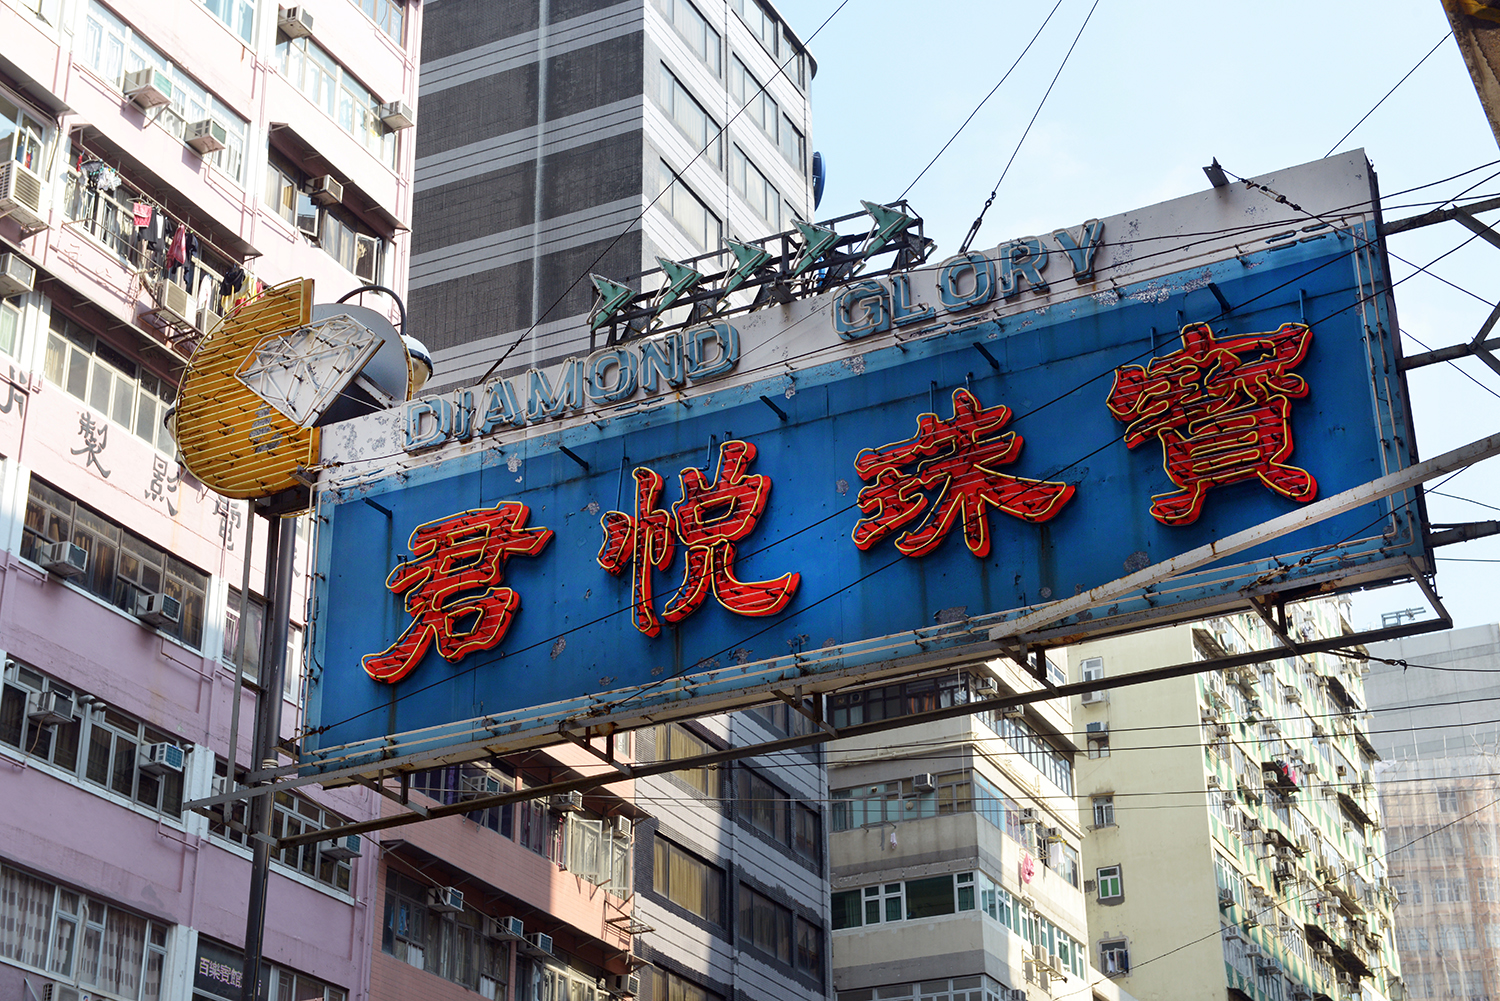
[277,6,314,37]
[135,591,182,628]
[320,834,361,861]
[39,540,88,578]
[122,67,173,110]
[1081,689,1107,705]
[0,161,44,231]
[197,304,222,335]
[611,815,632,838]
[0,252,35,297]
[379,101,415,131]
[912,772,936,792]
[549,790,584,812]
[155,279,193,326]
[429,886,464,913]
[307,174,343,206]
[27,689,75,726]
[488,915,525,941]
[43,984,83,1001]
[607,973,641,998]
[139,742,185,774]
[185,119,227,155]
[525,932,553,955]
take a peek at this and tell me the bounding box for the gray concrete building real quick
[413,0,816,389]
[1366,624,1500,1001]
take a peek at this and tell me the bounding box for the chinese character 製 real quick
[851,388,1074,558]
[598,439,800,636]
[145,454,180,516]
[362,501,553,683]
[71,413,111,478]
[1106,321,1317,526]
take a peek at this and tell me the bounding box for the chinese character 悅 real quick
[71,413,110,478]
[598,439,800,637]
[1106,321,1317,526]
[145,454,180,516]
[362,501,553,683]
[851,388,1074,558]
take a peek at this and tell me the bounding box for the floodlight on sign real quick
[235,314,382,428]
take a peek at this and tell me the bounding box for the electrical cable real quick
[1323,31,1454,159]
[1402,327,1500,403]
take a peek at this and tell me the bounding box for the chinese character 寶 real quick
[363,501,553,683]
[851,388,1074,557]
[1106,321,1317,526]
[598,439,800,636]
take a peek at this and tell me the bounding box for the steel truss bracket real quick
[352,773,429,818]
[558,723,632,774]
[773,686,837,735]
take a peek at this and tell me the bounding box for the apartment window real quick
[21,479,208,648]
[0,862,169,999]
[0,661,186,818]
[729,57,779,143]
[1044,840,1080,887]
[44,315,178,454]
[278,36,397,168]
[829,770,969,830]
[1087,730,1110,759]
[732,0,779,56]
[1100,940,1129,976]
[270,791,355,891]
[993,712,1076,794]
[356,0,405,44]
[200,0,254,42]
[652,722,721,796]
[657,65,721,167]
[735,766,820,866]
[81,2,248,182]
[264,967,347,1001]
[972,771,1011,831]
[0,295,21,358]
[0,88,50,189]
[1091,795,1115,827]
[653,837,724,925]
[651,0,721,75]
[222,589,305,698]
[516,797,561,861]
[865,882,903,924]
[644,968,720,1001]
[381,872,487,986]
[730,146,781,231]
[778,114,804,171]
[743,700,818,737]
[656,161,721,253]
[410,763,515,837]
[322,206,383,281]
[829,674,975,727]
[739,886,822,975]
[1437,788,1460,813]
[1097,865,1123,901]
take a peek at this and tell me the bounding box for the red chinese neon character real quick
[1106,321,1317,526]
[363,501,553,683]
[851,388,1075,558]
[598,439,800,636]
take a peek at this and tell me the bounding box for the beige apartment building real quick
[1068,600,1404,1001]
[827,655,1140,1001]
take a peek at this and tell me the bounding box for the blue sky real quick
[773,0,1500,630]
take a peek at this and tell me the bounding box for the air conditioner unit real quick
[27,689,75,726]
[1019,808,1040,824]
[44,984,84,1001]
[1081,690,1107,705]
[139,742,185,774]
[1086,721,1108,738]
[912,772,936,792]
[459,773,502,800]
[1335,764,1348,776]
[122,67,173,110]
[489,915,525,940]
[197,304,222,334]
[0,162,43,232]
[608,973,641,998]
[1212,724,1231,739]
[1003,706,1026,719]
[185,119,227,155]
[429,886,464,913]
[1243,817,1261,831]
[1200,706,1219,721]
[525,932,553,955]
[974,676,999,695]
[1042,827,1063,842]
[135,591,183,628]
[379,101,416,131]
[307,174,343,206]
[321,834,361,861]
[155,279,194,326]
[479,976,502,1001]
[1218,888,1235,907]
[550,790,584,812]
[0,252,35,297]
[612,815,632,839]
[39,540,87,578]
[278,5,314,37]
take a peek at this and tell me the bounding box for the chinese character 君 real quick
[71,412,111,478]
[598,439,800,637]
[1106,321,1317,526]
[851,388,1074,558]
[363,501,553,683]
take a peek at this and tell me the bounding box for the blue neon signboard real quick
[304,156,1425,772]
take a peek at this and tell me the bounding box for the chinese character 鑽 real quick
[598,439,800,637]
[851,388,1074,557]
[1106,321,1317,526]
[362,501,553,683]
